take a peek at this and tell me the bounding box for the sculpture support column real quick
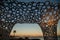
[38,23,58,40]
[38,4,59,40]
[0,21,15,40]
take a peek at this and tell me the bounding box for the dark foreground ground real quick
[10,37,40,40]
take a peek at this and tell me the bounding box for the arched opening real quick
[10,23,44,40]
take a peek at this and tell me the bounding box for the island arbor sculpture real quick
[0,0,59,40]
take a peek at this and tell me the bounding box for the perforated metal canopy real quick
[0,0,59,40]
[0,0,59,23]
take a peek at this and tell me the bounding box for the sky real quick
[17,0,60,3]
[10,23,43,37]
[10,20,60,37]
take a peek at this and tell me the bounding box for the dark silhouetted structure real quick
[0,0,59,40]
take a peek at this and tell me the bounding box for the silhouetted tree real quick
[13,30,16,37]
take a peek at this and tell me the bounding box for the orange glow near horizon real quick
[10,29,43,37]
[10,32,43,37]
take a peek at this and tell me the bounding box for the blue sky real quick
[17,0,60,3]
